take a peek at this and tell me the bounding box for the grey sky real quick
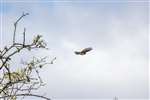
[1,0,149,99]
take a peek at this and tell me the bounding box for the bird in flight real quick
[74,47,93,55]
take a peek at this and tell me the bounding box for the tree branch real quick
[13,12,29,44]
[0,93,51,100]
[23,28,26,46]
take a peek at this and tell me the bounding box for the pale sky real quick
[0,0,149,100]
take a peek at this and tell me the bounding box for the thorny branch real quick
[0,13,53,100]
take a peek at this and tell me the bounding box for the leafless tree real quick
[0,12,52,100]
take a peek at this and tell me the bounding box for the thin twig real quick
[13,12,29,44]
[23,28,26,46]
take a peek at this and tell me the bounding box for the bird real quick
[74,47,93,55]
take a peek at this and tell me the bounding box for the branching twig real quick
[0,93,51,100]
[13,12,29,44]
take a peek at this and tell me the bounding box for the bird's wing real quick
[74,51,81,55]
[75,47,93,55]
[81,47,93,53]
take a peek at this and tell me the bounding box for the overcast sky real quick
[0,0,149,100]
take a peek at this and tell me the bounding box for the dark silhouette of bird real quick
[74,47,93,55]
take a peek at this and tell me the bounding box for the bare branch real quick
[13,12,29,44]
[0,93,51,100]
[23,28,26,46]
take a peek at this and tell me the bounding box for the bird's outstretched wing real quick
[74,51,81,55]
[74,47,93,55]
[81,47,92,53]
